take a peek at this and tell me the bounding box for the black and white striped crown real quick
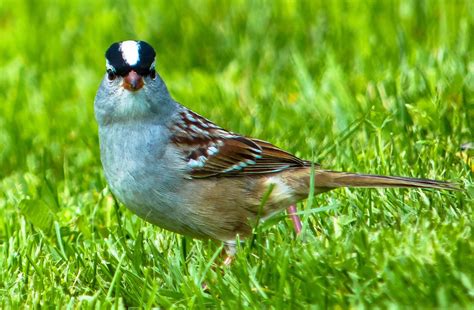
[105,40,156,76]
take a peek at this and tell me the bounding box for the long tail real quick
[312,170,459,191]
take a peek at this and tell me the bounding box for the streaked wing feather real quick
[170,107,315,178]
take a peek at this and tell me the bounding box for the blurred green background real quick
[0,0,472,308]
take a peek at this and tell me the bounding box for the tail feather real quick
[312,170,459,191]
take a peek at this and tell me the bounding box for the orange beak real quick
[122,70,144,91]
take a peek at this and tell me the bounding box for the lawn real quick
[0,0,473,308]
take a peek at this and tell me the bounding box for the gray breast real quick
[98,120,187,223]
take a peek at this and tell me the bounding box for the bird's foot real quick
[223,241,236,266]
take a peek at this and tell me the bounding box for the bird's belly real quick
[105,152,203,236]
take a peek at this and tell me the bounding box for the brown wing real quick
[170,108,314,178]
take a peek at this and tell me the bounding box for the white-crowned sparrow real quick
[94,40,457,251]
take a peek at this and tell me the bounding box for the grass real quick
[0,0,473,308]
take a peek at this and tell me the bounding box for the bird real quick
[94,40,458,257]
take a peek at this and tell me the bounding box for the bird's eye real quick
[107,71,116,81]
[149,69,156,80]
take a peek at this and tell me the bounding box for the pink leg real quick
[223,241,236,266]
[287,205,302,235]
